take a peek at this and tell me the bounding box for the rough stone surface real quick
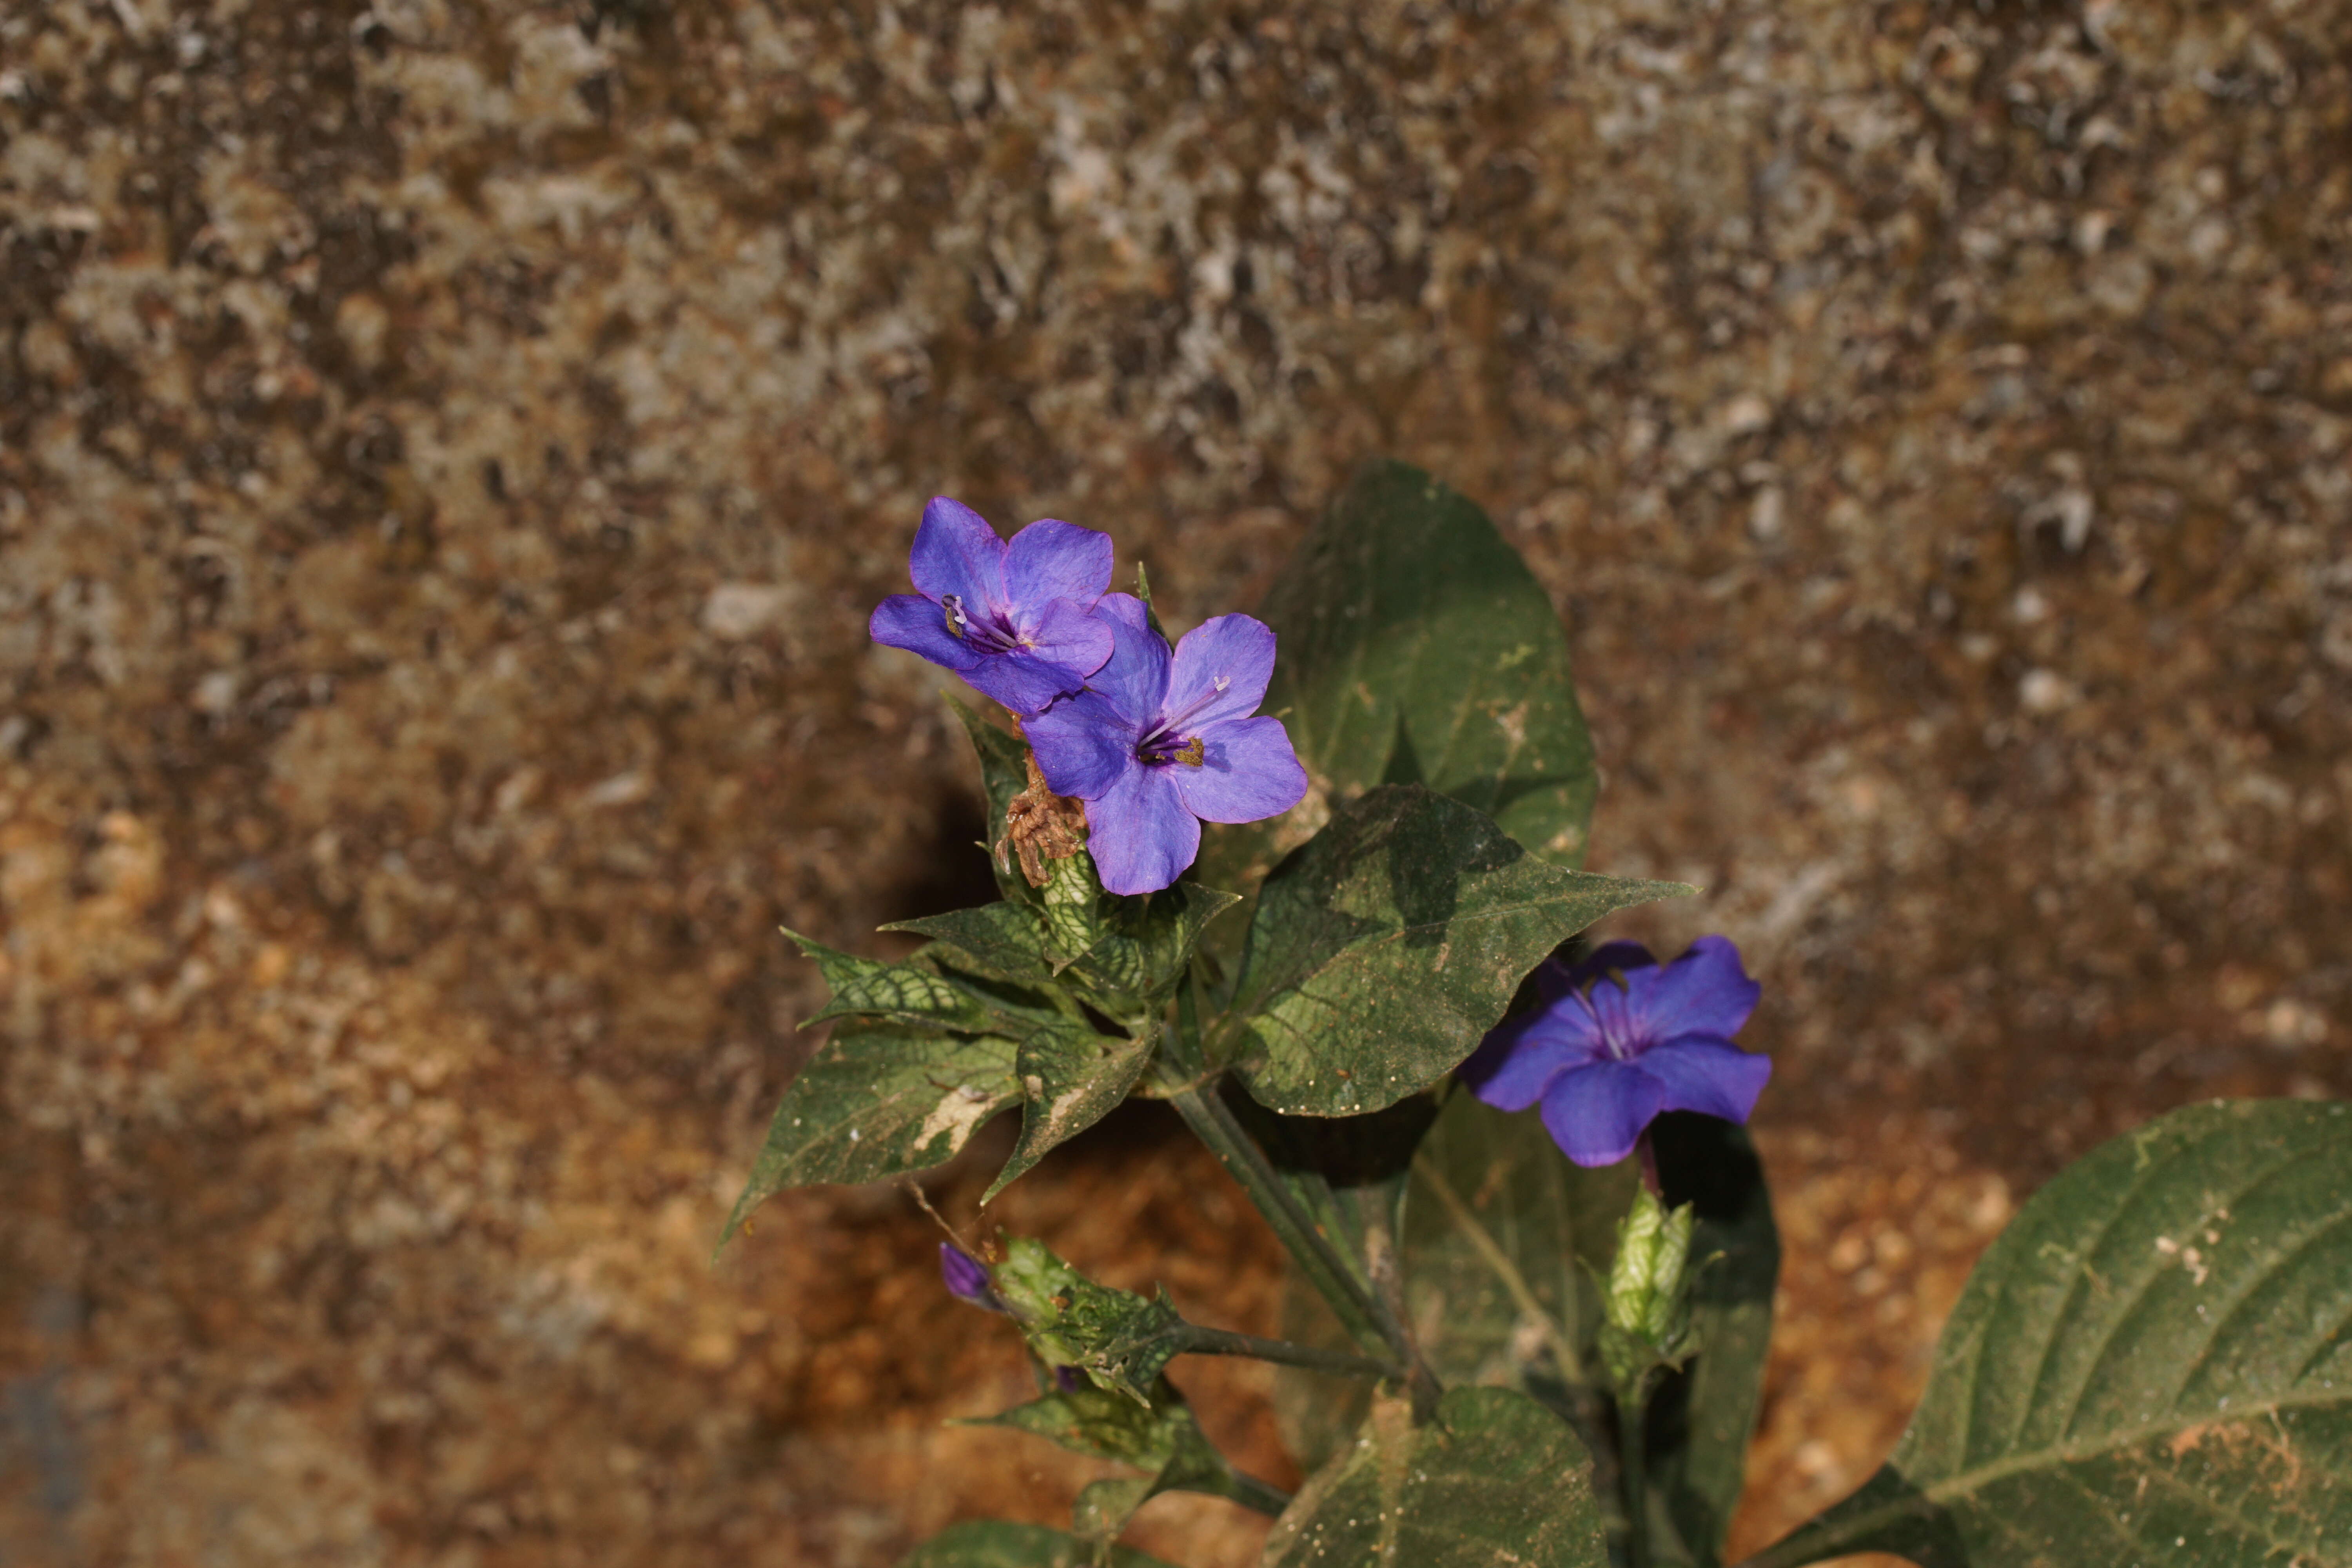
[3,0,2348,1563]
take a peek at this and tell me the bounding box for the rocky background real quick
[3,0,2348,1563]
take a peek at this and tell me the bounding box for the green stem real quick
[1171,1323,1403,1381]
[1208,1469,1293,1519]
[1557,1382,1637,1568]
[1164,975,1400,1364]
[1619,1375,1654,1568]
[1355,1190,1443,1417]
[1164,1078,1397,1362]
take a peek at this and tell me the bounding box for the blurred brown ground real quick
[3,1,2348,1564]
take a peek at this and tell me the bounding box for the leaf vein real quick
[2051,1147,2319,1443]
[1997,1148,2182,1464]
[2167,1202,2352,1410]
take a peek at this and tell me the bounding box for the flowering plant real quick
[727,465,2352,1568]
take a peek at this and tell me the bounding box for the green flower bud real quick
[1599,1191,1699,1392]
[991,1238,1091,1368]
[987,1237,1182,1405]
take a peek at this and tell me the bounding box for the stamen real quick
[1136,731,1207,768]
[942,594,968,637]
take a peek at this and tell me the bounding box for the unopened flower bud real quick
[1607,1192,1691,1332]
[983,1236,1184,1405]
[1600,1190,1699,1390]
[939,1242,1004,1312]
[989,1237,1090,1367]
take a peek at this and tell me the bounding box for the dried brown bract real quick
[1002,751,1089,887]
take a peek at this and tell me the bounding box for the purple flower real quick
[869,497,1117,715]
[1460,937,1770,1167]
[939,1242,1004,1312]
[1023,595,1309,896]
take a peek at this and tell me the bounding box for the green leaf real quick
[947,693,1038,903]
[1263,1387,1610,1567]
[1642,1114,1781,1568]
[1266,461,1599,856]
[786,928,1006,1033]
[1405,1088,1637,1393]
[1252,1093,1450,1471]
[885,902,1058,986]
[716,1020,1017,1248]
[1223,785,1689,1116]
[895,880,1239,1020]
[992,1238,1186,1406]
[1066,882,1243,1009]
[1037,858,1240,1009]
[1269,1273,1379,1479]
[976,1380,1202,1470]
[986,1024,1160,1203]
[1196,462,1600,956]
[1040,851,1109,971]
[1071,1478,1158,1546]
[1236,1090,1442,1274]
[1760,1098,2352,1568]
[976,1379,1243,1546]
[898,1521,1178,1568]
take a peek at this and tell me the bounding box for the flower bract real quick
[1022,595,1308,896]
[869,497,1116,715]
[1459,936,1769,1167]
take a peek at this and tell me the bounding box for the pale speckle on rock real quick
[701,583,795,641]
[2018,668,2078,715]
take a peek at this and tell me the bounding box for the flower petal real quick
[1091,591,1153,635]
[1002,519,1113,611]
[1539,1060,1666,1167]
[1020,597,1115,682]
[939,1243,1003,1310]
[1622,936,1760,1045]
[1630,1036,1771,1125]
[1585,971,1641,1046]
[1461,1022,1578,1112]
[1024,692,1136,800]
[1083,601,1172,729]
[1172,716,1308,824]
[909,497,1009,610]
[1163,613,1278,729]
[1083,764,1199,895]
[870,593,982,671]
[1517,1006,1615,1064]
[964,650,1092,715]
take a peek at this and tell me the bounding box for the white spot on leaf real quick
[917,1085,1000,1152]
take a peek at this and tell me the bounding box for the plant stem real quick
[1163,974,1401,1365]
[1164,1078,1399,1362]
[1209,1469,1293,1519]
[1172,1323,1402,1381]
[1618,1376,1653,1568]
[1356,1193,1444,1418]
